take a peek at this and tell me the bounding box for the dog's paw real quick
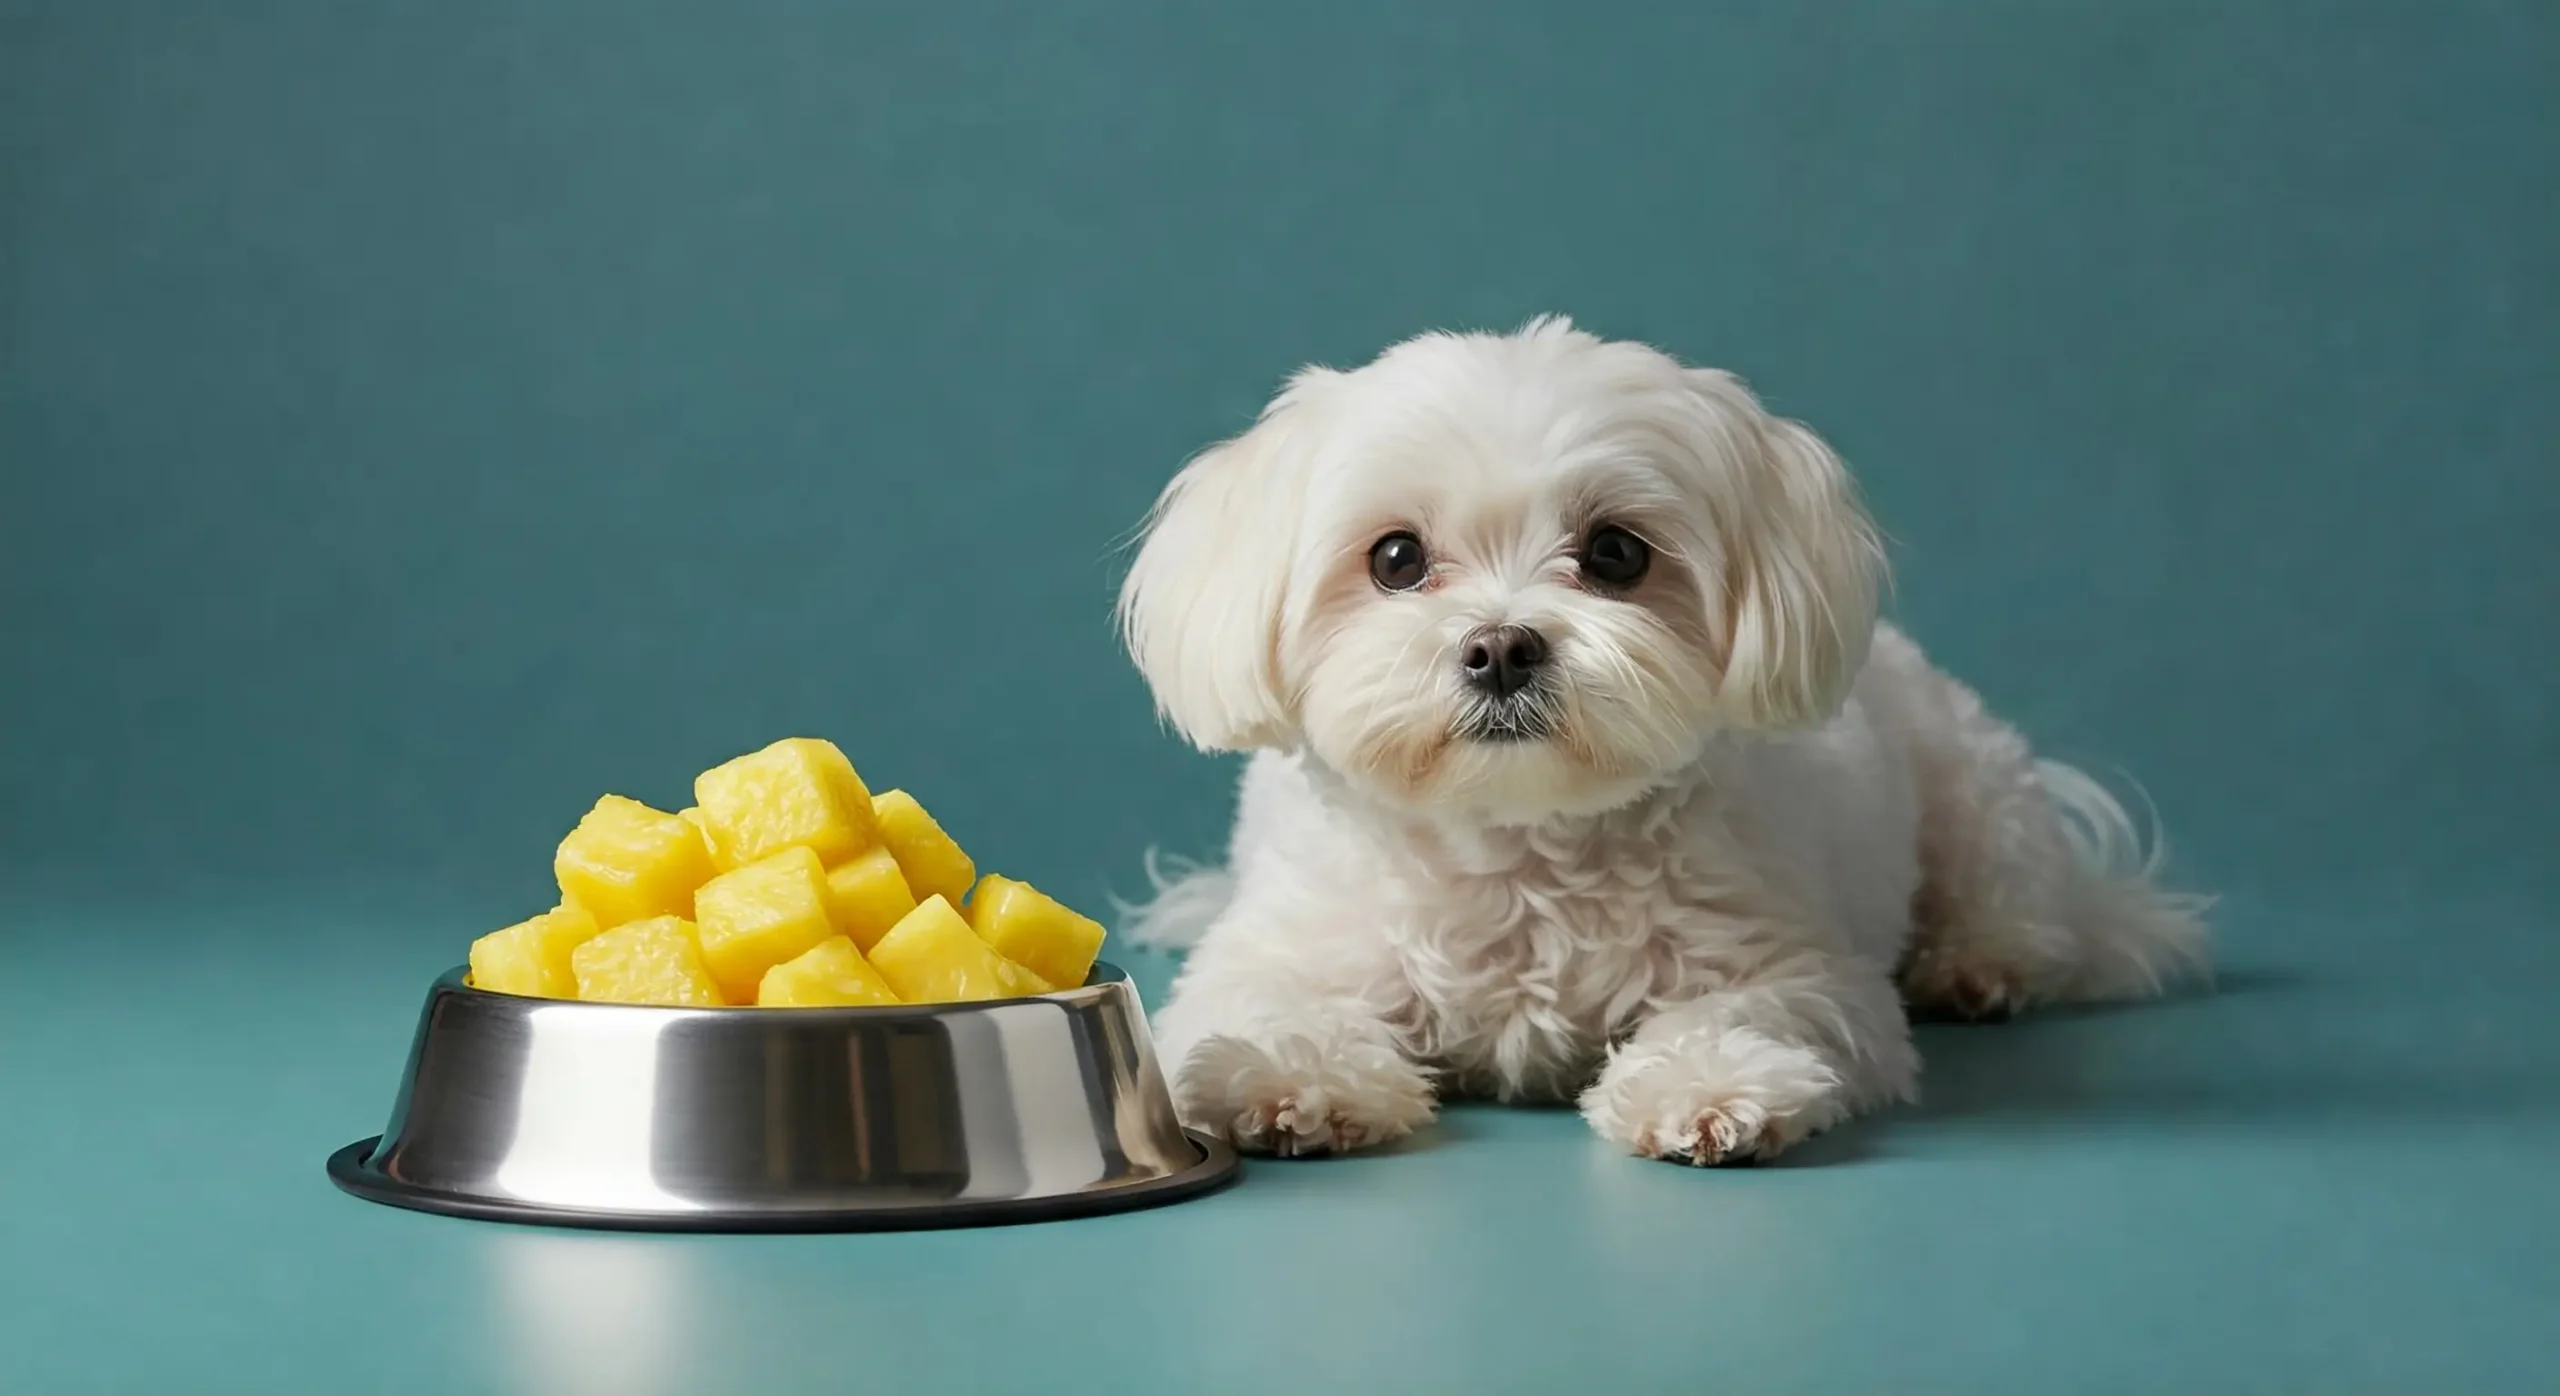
[1175,1032,1436,1158]
[1902,952,2025,1022]
[1579,1027,1849,1166]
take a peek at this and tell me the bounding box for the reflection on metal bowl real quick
[328,962,1237,1231]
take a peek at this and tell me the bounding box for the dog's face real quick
[1120,317,1883,823]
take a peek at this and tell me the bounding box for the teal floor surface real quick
[4,888,2551,1394]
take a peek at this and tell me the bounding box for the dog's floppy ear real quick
[1685,369,1885,729]
[1116,376,1325,751]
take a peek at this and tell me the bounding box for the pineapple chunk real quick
[693,738,880,870]
[993,954,1055,997]
[468,904,602,999]
[966,874,1106,991]
[823,847,917,953]
[694,846,839,1004]
[756,935,903,1008]
[867,895,1043,1004]
[571,916,726,1006]
[554,795,716,929]
[869,789,976,908]
[677,805,714,852]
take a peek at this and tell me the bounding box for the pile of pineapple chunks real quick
[467,738,1106,1008]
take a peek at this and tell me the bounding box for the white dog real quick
[1115,317,2210,1164]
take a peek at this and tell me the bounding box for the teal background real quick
[3,3,2552,1392]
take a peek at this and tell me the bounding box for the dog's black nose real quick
[1460,624,1550,699]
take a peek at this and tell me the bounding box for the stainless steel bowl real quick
[328,962,1238,1231]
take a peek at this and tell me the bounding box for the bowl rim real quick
[445,959,1134,1016]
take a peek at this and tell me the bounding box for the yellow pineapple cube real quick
[966,874,1106,991]
[993,954,1055,997]
[693,846,839,1004]
[570,916,726,1006]
[867,895,1042,1004]
[756,935,903,1008]
[823,847,917,953]
[554,795,716,929]
[693,738,880,870]
[468,904,602,999]
[869,789,976,908]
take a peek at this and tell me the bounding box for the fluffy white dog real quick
[1116,317,2210,1165]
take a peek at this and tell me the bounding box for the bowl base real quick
[326,1131,1241,1233]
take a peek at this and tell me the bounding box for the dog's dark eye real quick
[1580,525,1651,588]
[1369,531,1429,591]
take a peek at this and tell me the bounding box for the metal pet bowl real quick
[328,962,1238,1231]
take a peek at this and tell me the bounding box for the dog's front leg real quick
[1578,950,1917,1164]
[1149,920,1436,1158]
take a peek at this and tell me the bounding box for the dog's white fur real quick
[1116,317,2210,1164]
